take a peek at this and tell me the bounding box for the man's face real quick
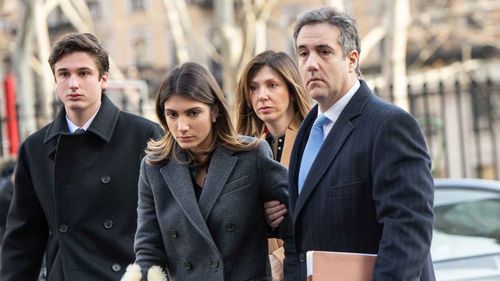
[296,23,358,112]
[54,51,108,120]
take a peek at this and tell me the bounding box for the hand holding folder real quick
[306,251,377,281]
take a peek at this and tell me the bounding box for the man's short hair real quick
[48,32,109,78]
[293,6,361,76]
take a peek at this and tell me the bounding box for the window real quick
[129,0,148,13]
[129,31,152,68]
[86,0,101,19]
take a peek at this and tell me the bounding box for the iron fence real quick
[376,78,499,180]
[1,78,499,180]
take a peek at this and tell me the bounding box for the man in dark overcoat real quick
[0,32,162,281]
[266,7,435,281]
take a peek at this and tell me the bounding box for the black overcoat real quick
[0,95,162,281]
[287,81,435,281]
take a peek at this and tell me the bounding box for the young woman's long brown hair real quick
[147,62,258,165]
[235,50,311,137]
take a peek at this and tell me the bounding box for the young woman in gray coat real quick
[121,62,290,281]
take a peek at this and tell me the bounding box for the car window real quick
[432,188,500,261]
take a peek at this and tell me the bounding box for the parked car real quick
[432,178,500,281]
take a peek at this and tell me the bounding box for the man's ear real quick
[347,50,359,73]
[100,72,109,89]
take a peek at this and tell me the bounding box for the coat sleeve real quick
[149,123,163,141]
[256,141,289,205]
[0,143,48,280]
[133,159,168,280]
[255,141,297,281]
[0,177,13,228]
[371,109,435,281]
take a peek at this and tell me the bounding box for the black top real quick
[188,157,211,201]
[265,133,285,162]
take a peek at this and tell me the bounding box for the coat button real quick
[101,175,111,184]
[210,259,219,268]
[59,224,68,233]
[103,220,113,229]
[183,262,192,271]
[39,267,47,278]
[169,229,178,239]
[298,252,306,263]
[224,223,236,232]
[111,263,121,272]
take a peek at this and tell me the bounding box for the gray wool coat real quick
[133,140,290,281]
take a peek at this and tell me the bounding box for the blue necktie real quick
[298,114,331,193]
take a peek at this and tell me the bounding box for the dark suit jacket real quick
[134,140,289,281]
[287,80,435,281]
[0,95,162,281]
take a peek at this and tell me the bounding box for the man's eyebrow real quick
[76,67,93,71]
[56,67,93,72]
[315,44,333,49]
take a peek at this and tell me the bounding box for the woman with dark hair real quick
[121,62,289,281]
[236,51,311,281]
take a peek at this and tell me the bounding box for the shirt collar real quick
[319,79,360,124]
[66,105,100,133]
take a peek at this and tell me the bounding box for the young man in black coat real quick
[0,32,162,281]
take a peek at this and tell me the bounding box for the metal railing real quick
[376,78,499,180]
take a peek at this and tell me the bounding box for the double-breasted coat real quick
[0,95,162,281]
[133,140,290,281]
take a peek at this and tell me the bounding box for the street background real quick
[0,0,499,179]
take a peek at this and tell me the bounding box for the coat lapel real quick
[293,81,372,222]
[293,117,354,222]
[160,159,215,244]
[44,105,69,161]
[288,109,316,215]
[198,146,237,220]
[44,94,120,161]
[281,114,301,167]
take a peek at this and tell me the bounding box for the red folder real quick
[306,251,377,281]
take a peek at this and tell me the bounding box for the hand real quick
[269,254,284,281]
[264,200,287,229]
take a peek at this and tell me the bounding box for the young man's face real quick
[54,51,108,120]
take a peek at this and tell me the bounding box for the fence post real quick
[407,83,414,115]
[470,79,484,178]
[121,95,128,112]
[422,82,433,153]
[438,80,449,177]
[454,79,467,177]
[485,78,498,179]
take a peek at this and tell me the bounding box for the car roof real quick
[434,178,500,193]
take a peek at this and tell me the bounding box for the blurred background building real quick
[0,0,499,179]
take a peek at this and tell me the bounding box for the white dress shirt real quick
[318,80,360,139]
